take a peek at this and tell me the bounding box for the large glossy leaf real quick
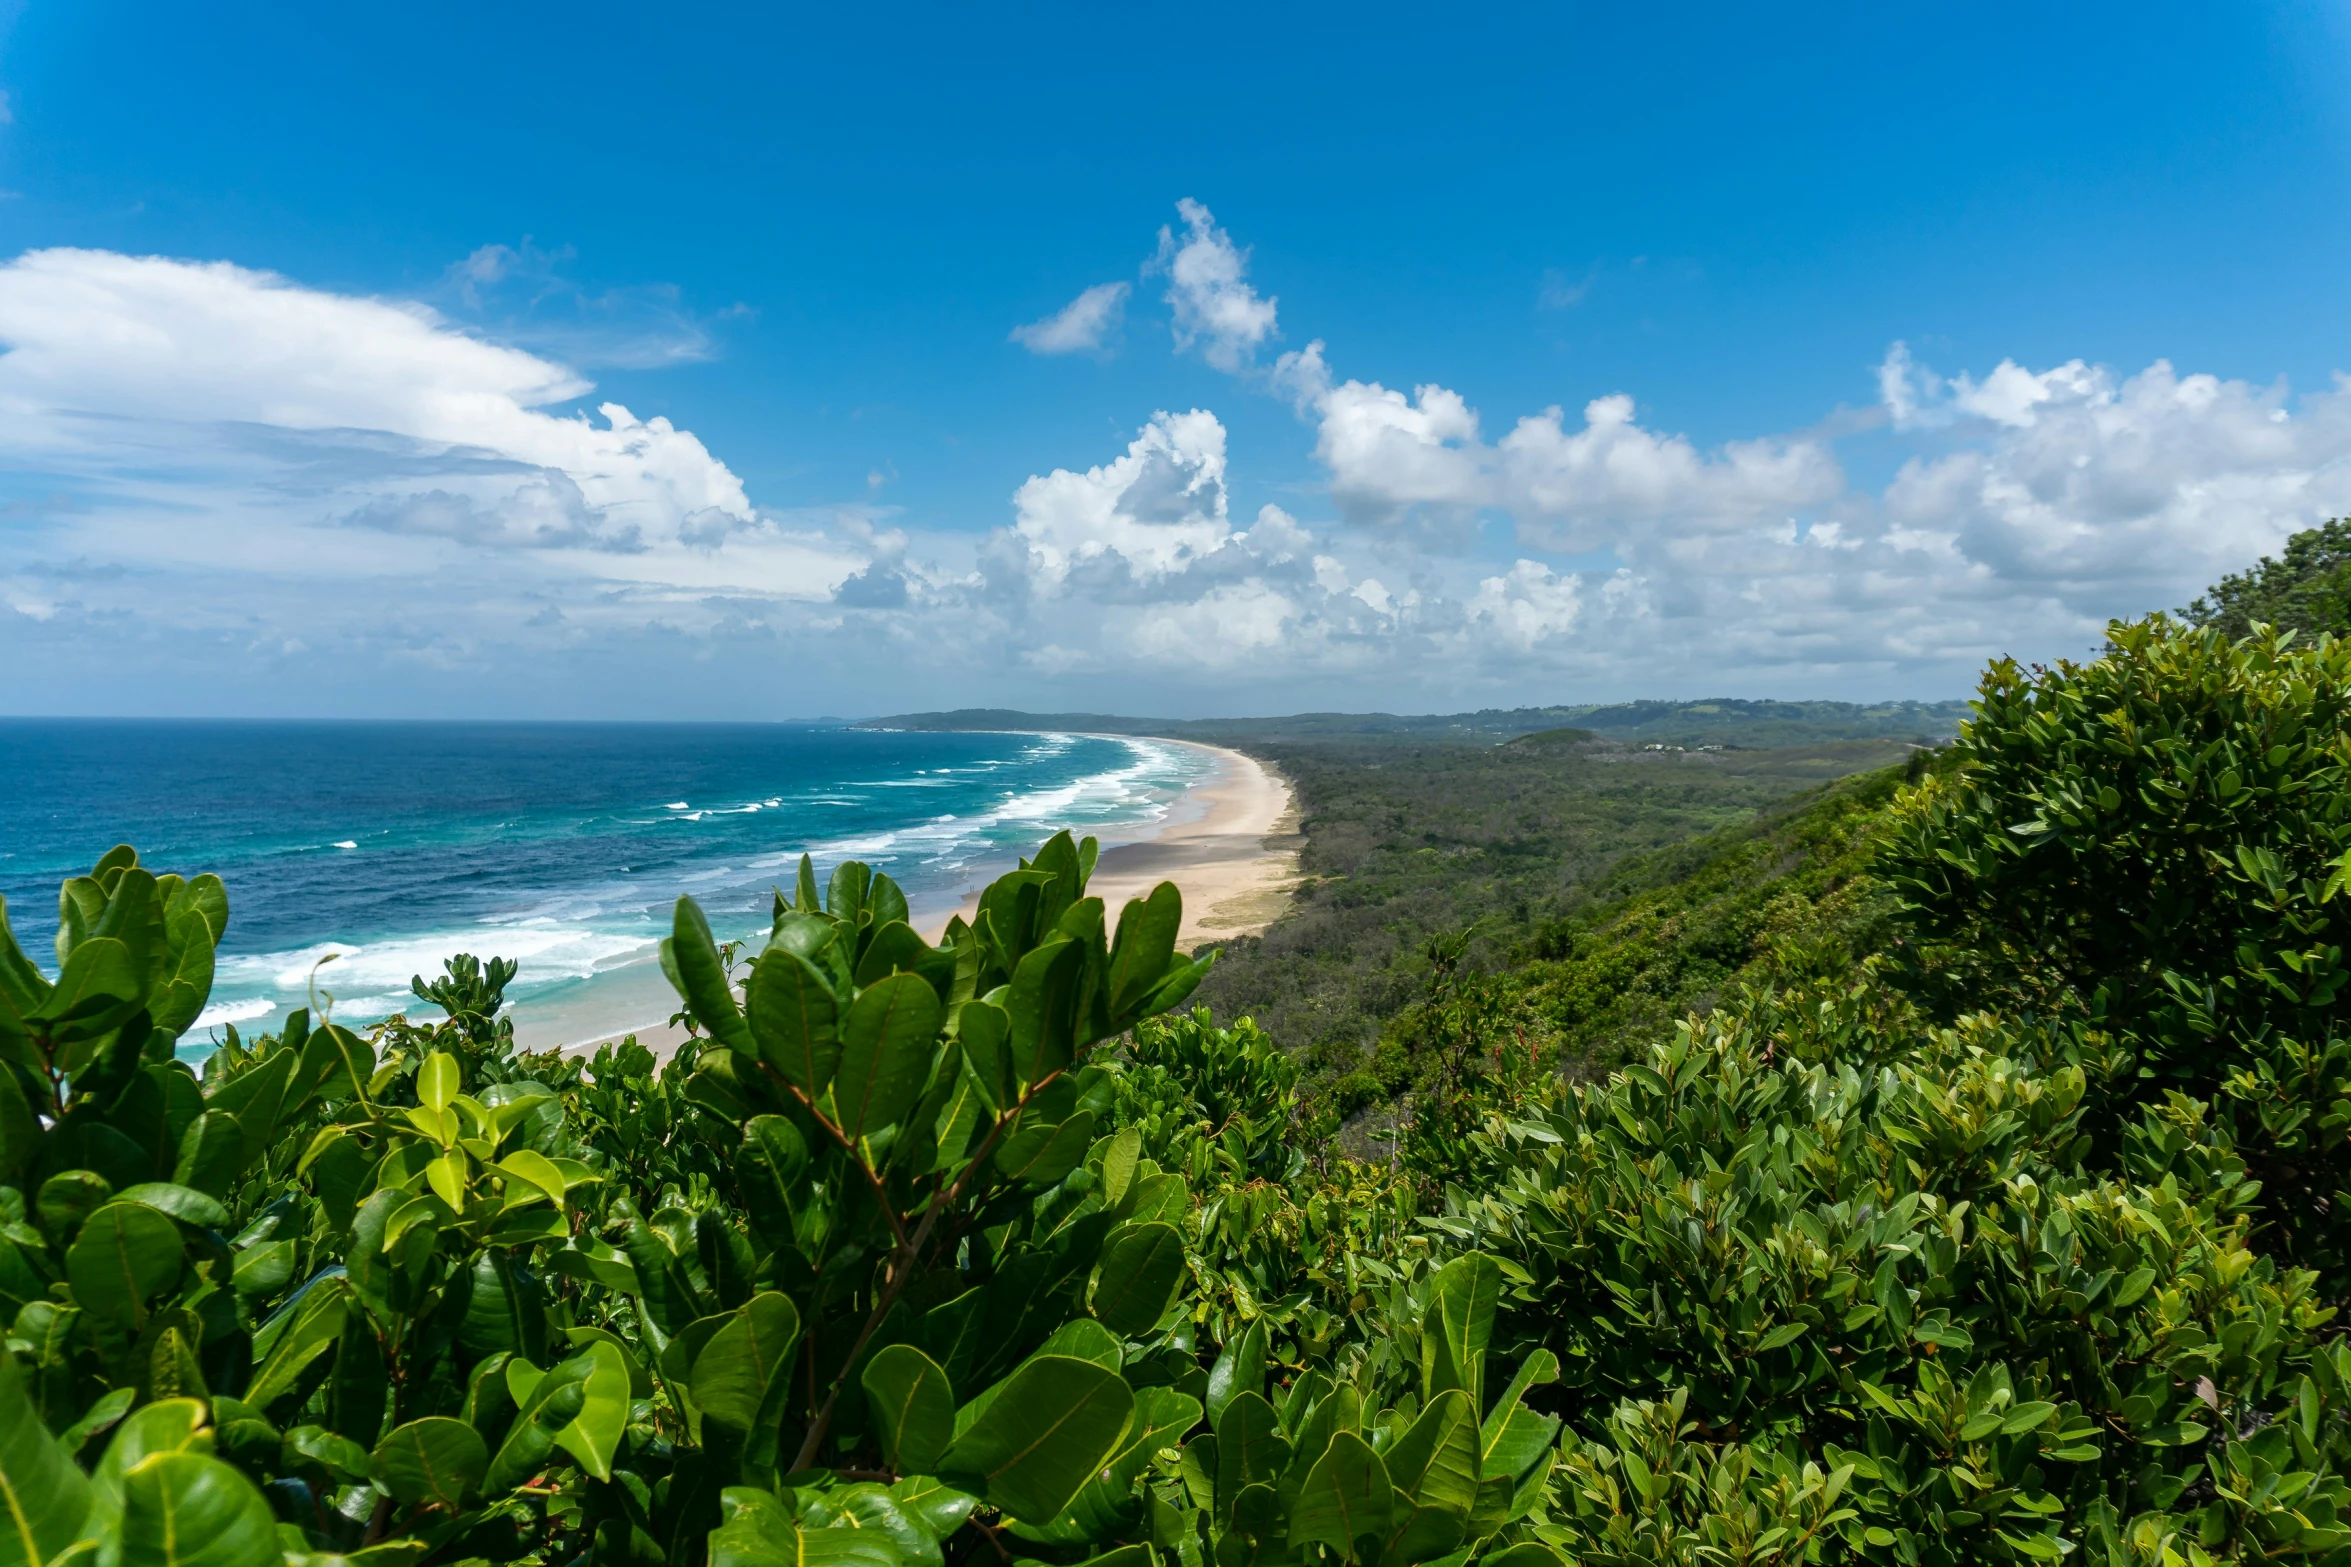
[371,1417,488,1506]
[748,946,840,1094]
[1105,883,1182,1020]
[1004,937,1085,1084]
[0,1348,89,1567]
[1288,1431,1393,1561]
[955,1002,1013,1112]
[994,1108,1095,1187]
[555,1339,633,1481]
[1207,1320,1268,1430]
[115,1182,230,1229]
[1215,1393,1291,1510]
[171,1112,246,1199]
[667,897,753,1055]
[67,1201,184,1330]
[1091,1222,1186,1335]
[1375,1390,1478,1567]
[711,1486,903,1567]
[116,1453,279,1567]
[942,1355,1135,1523]
[34,935,140,1040]
[0,895,54,1016]
[1426,1252,1503,1404]
[485,1354,591,1495]
[417,1051,460,1112]
[833,973,942,1139]
[693,1293,802,1432]
[1064,1386,1202,1539]
[1478,1349,1558,1471]
[863,1344,955,1477]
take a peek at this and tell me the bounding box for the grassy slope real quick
[1190,733,1919,1060]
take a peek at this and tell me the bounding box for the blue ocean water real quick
[0,720,1214,1054]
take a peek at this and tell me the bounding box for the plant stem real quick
[783,1067,1063,1472]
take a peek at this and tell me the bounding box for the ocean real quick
[0,719,1216,1058]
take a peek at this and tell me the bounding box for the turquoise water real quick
[0,720,1214,1053]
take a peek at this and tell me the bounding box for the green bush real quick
[0,835,1568,1567]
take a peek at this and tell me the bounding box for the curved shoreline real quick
[924,738,1300,952]
[532,735,1299,1056]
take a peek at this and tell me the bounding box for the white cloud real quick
[0,248,872,706]
[17,226,2351,715]
[1010,281,1130,355]
[1152,200,1279,371]
[1278,338,1840,542]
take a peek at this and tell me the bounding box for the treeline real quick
[859,697,1968,749]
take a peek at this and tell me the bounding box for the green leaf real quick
[1383,1389,1478,1512]
[554,1341,633,1481]
[1753,1321,1808,1353]
[1426,1253,1502,1405]
[34,935,140,1040]
[833,973,943,1139]
[1106,884,1183,1020]
[1288,1430,1392,1561]
[1098,1125,1143,1208]
[995,1107,1097,1188]
[1092,1222,1187,1336]
[942,1354,1136,1523]
[1478,1545,1567,1567]
[955,1001,1014,1113]
[115,1182,231,1230]
[370,1417,488,1507]
[417,1051,460,1112]
[1215,1393,1291,1508]
[1208,1320,1268,1430]
[711,1486,902,1567]
[116,1454,279,1567]
[863,1344,956,1476]
[748,946,841,1094]
[0,1346,90,1567]
[1005,937,1085,1084]
[1375,1390,1478,1567]
[2001,1400,2058,1435]
[67,1201,184,1330]
[1477,1350,1557,1467]
[667,897,753,1054]
[693,1293,803,1433]
[0,895,54,1017]
[172,1112,247,1199]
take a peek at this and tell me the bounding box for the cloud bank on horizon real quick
[6,207,2349,716]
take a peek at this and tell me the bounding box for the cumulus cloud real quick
[1152,200,1279,371]
[19,227,2351,715]
[1275,334,1840,542]
[1010,281,1130,355]
[0,248,869,705]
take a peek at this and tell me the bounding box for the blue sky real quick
[3,1,2350,717]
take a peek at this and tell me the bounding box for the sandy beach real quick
[925,739,1300,952]
[525,738,1299,1057]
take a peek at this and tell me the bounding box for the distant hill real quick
[859,698,1970,749]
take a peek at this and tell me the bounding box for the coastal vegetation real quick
[7,529,2351,1567]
